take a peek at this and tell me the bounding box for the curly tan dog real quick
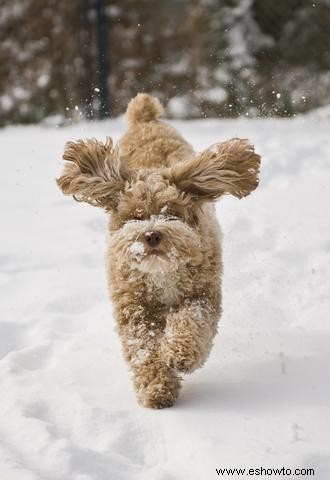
[57,93,260,409]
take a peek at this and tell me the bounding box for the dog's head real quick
[57,135,260,274]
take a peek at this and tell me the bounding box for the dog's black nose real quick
[144,230,162,247]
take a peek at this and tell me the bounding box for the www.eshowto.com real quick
[215,466,315,476]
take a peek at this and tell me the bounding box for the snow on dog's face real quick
[57,136,260,274]
[108,172,202,273]
[110,215,202,274]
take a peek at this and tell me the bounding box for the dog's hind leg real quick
[160,299,219,374]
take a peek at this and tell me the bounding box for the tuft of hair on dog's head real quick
[56,137,127,212]
[164,138,260,202]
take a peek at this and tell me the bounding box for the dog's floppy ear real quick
[56,137,126,210]
[166,138,260,201]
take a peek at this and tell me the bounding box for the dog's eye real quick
[166,216,179,222]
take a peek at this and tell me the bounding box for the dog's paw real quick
[137,377,181,409]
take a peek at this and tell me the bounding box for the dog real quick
[57,93,260,409]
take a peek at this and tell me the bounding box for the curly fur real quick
[56,93,261,409]
[126,93,164,124]
[166,138,260,200]
[56,137,126,210]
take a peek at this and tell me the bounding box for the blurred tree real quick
[0,0,84,125]
[0,0,329,125]
[252,0,330,115]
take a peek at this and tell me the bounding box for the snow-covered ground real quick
[1,116,329,479]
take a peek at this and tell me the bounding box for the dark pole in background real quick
[82,0,94,119]
[82,0,110,119]
[95,0,110,118]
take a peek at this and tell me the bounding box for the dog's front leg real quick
[117,309,182,409]
[160,299,218,374]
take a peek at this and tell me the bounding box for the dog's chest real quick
[146,272,183,306]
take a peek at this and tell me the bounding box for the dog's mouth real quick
[128,241,162,258]
[147,249,163,256]
[138,254,173,274]
[127,240,179,273]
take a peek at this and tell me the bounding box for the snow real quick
[1,116,330,479]
[0,94,14,112]
[129,241,145,259]
[197,87,228,103]
[167,95,200,118]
